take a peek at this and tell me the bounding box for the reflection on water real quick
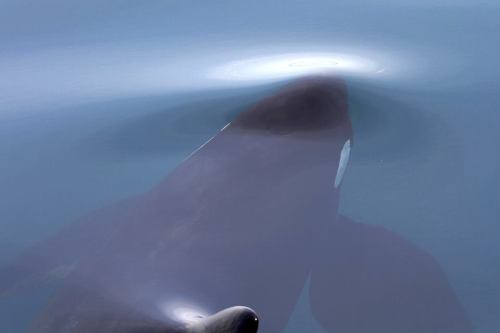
[206,52,386,82]
[1,1,500,332]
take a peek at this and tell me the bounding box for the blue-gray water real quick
[1,1,499,332]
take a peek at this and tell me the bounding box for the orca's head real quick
[229,77,353,190]
[187,306,259,333]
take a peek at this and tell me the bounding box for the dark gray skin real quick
[0,78,473,333]
[188,306,259,333]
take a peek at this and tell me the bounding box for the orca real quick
[187,306,258,333]
[114,306,259,333]
[0,77,472,332]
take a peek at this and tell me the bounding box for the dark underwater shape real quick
[0,77,472,332]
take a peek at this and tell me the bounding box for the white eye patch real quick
[334,139,351,188]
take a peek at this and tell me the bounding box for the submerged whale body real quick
[0,77,472,332]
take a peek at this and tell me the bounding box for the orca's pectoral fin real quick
[1,209,114,297]
[0,232,85,297]
[0,252,76,297]
[309,215,474,333]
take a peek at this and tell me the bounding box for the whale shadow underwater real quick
[0,77,473,333]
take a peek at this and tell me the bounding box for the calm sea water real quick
[1,1,499,332]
